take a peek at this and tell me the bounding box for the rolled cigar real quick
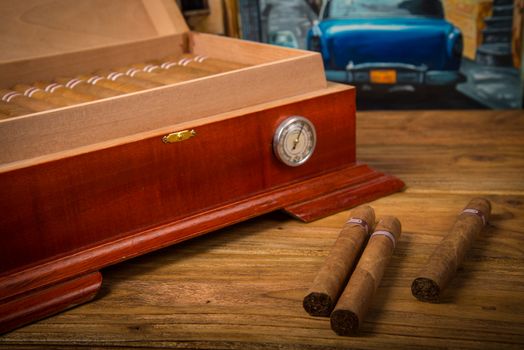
[96,69,162,89]
[0,100,33,118]
[330,216,401,336]
[176,54,246,73]
[33,82,97,103]
[0,89,57,112]
[303,206,375,317]
[77,74,143,93]
[56,77,122,99]
[116,64,184,85]
[14,84,77,107]
[411,198,491,303]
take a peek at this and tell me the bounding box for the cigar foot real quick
[303,292,333,317]
[330,309,359,336]
[411,277,440,303]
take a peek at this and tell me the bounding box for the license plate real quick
[370,70,397,84]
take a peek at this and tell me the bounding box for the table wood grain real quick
[1,109,523,349]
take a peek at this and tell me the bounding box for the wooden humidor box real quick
[0,0,403,333]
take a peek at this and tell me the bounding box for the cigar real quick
[303,206,375,317]
[13,84,78,107]
[411,198,491,303]
[96,69,162,89]
[0,100,33,118]
[77,74,143,93]
[155,60,211,80]
[0,89,57,112]
[56,78,122,99]
[115,64,183,85]
[330,216,401,336]
[33,82,97,103]
[175,54,247,73]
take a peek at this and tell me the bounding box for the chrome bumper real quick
[326,62,463,86]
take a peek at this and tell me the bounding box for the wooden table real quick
[1,110,523,349]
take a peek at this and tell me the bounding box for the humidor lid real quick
[0,0,189,63]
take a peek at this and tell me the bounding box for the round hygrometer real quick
[273,116,316,167]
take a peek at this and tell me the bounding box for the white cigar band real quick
[23,87,41,98]
[107,72,124,81]
[346,218,369,234]
[370,230,396,249]
[143,64,160,73]
[65,78,83,89]
[462,208,487,226]
[178,58,192,66]
[44,83,63,93]
[194,55,208,63]
[2,91,21,102]
[161,61,177,69]
[125,68,140,77]
[87,76,104,85]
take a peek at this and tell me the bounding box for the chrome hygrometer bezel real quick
[273,116,317,167]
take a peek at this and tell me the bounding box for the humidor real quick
[0,0,403,333]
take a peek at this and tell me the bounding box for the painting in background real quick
[237,0,522,109]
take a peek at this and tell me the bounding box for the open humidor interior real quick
[0,0,327,170]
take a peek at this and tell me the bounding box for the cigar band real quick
[161,61,177,69]
[125,68,141,77]
[370,230,396,248]
[65,78,83,89]
[194,55,208,63]
[462,208,486,226]
[44,83,63,93]
[346,218,369,234]
[107,72,125,81]
[87,76,105,85]
[23,87,42,98]
[178,58,192,66]
[2,91,21,102]
[143,64,160,73]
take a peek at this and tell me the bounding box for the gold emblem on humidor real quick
[162,129,197,144]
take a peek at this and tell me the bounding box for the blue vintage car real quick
[307,0,464,91]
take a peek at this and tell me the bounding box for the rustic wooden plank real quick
[356,110,524,146]
[357,110,524,194]
[1,192,522,349]
[1,110,523,348]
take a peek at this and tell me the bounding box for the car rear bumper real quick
[325,63,464,86]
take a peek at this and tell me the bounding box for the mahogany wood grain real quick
[0,89,356,274]
[0,110,522,348]
[0,272,101,334]
[0,87,405,333]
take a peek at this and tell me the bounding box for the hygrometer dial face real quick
[273,116,316,167]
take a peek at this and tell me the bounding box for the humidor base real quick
[0,272,102,334]
[0,163,402,334]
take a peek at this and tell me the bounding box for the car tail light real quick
[310,35,321,52]
[453,34,463,57]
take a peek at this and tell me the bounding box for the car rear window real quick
[324,0,444,19]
